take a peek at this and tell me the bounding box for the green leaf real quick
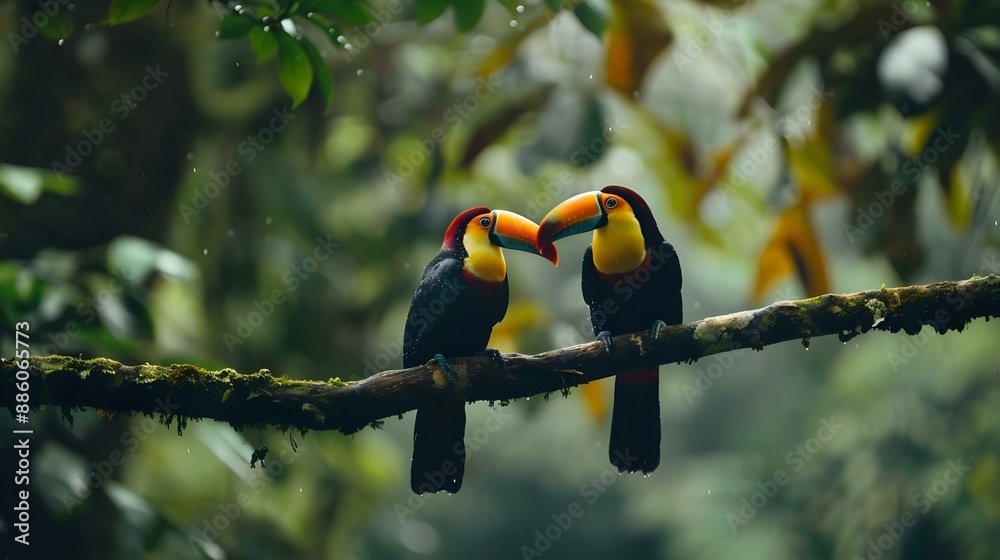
[300,37,333,111]
[218,13,256,40]
[275,30,313,107]
[300,13,342,49]
[452,0,485,32]
[106,0,161,25]
[38,11,74,42]
[300,0,373,25]
[495,0,522,15]
[415,0,450,24]
[251,26,279,61]
[573,0,607,37]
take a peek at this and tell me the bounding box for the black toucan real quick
[537,185,682,474]
[405,207,557,494]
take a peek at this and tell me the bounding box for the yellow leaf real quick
[580,379,607,422]
[903,111,938,157]
[751,201,830,302]
[946,155,972,230]
[488,301,548,353]
[969,453,1000,517]
[477,11,549,77]
[604,0,672,96]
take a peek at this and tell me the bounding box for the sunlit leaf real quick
[301,37,334,111]
[251,26,279,61]
[107,0,161,25]
[415,0,450,25]
[453,0,486,33]
[604,0,672,96]
[752,201,830,302]
[218,13,256,40]
[276,31,314,107]
[0,164,76,204]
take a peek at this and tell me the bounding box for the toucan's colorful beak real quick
[537,192,606,252]
[490,210,559,265]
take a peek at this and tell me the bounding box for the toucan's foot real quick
[475,348,505,369]
[428,354,457,382]
[597,331,613,356]
[649,320,667,339]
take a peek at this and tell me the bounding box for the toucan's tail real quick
[609,369,660,474]
[411,402,466,494]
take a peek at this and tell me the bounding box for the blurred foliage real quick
[1,0,1000,559]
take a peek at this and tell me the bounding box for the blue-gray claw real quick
[597,331,613,356]
[428,354,456,382]
[649,320,667,339]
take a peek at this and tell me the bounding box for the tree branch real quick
[3,275,999,435]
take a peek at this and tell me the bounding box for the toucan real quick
[537,185,682,474]
[404,207,557,494]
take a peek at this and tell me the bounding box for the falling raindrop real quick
[186,152,193,160]
[708,489,711,494]
[193,167,197,172]
[516,5,524,12]
[58,39,65,46]
[187,448,190,453]
[203,249,208,255]
[236,62,240,68]
[510,20,517,27]
[266,217,272,225]
[589,74,593,79]
[357,69,363,76]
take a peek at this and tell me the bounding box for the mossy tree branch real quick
[3,275,999,434]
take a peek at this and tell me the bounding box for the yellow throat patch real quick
[592,211,646,274]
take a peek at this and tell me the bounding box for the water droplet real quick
[299,488,303,492]
[236,62,240,67]
[58,39,65,46]
[186,152,193,160]
[356,69,363,76]
[516,5,524,12]
[193,167,197,172]
[708,489,711,494]
[187,448,190,453]
[337,35,347,44]
[203,249,208,255]
[589,74,593,79]
[693,301,701,309]
[266,217,272,225]
[509,20,517,27]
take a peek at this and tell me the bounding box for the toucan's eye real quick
[605,197,618,209]
[479,217,491,228]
